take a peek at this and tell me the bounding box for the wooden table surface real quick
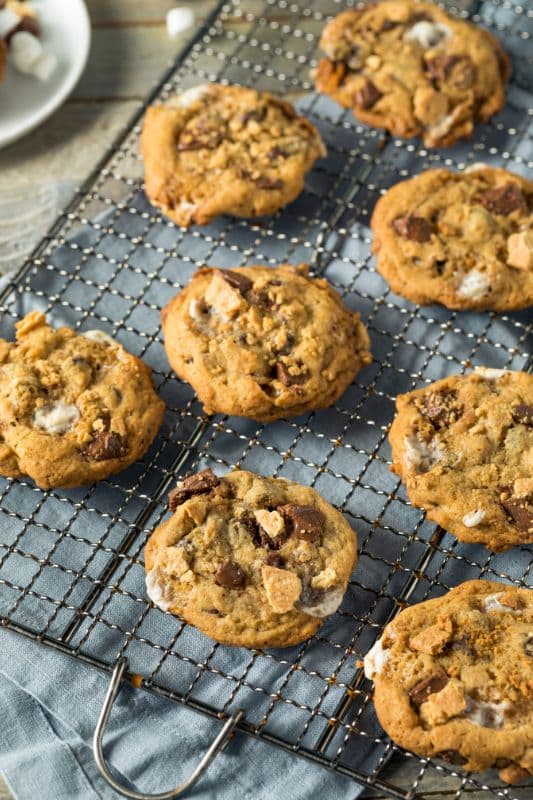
[0,2,531,799]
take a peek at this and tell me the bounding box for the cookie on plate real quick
[371,167,532,311]
[0,311,165,489]
[161,264,372,422]
[145,469,357,648]
[364,580,533,784]
[315,1,509,148]
[388,368,533,550]
[141,83,326,227]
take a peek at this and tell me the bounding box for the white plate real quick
[0,0,90,149]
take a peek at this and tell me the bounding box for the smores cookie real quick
[144,469,357,648]
[0,312,165,489]
[371,167,532,311]
[315,1,509,148]
[161,264,372,422]
[388,369,533,550]
[364,580,533,784]
[141,83,326,227]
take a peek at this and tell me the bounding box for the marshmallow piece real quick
[10,30,42,74]
[474,366,509,380]
[31,51,57,81]
[34,402,80,435]
[363,637,389,680]
[405,21,451,49]
[166,7,195,38]
[457,269,490,301]
[145,569,173,611]
[297,585,345,618]
[462,509,486,527]
[464,162,490,174]
[403,435,443,473]
[0,8,19,38]
[82,330,117,347]
[176,85,208,108]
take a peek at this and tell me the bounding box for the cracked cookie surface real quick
[315,1,509,148]
[161,264,372,422]
[144,469,357,648]
[0,311,165,489]
[364,580,533,784]
[388,369,533,550]
[141,83,326,227]
[371,167,533,311]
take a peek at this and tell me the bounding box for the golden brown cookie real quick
[141,83,326,227]
[364,580,533,784]
[388,368,533,550]
[145,469,357,648]
[161,264,372,422]
[315,1,509,148]
[371,167,532,310]
[0,312,165,489]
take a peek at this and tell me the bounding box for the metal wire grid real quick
[0,0,531,797]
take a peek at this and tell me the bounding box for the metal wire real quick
[0,0,531,797]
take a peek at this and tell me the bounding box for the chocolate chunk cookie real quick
[364,580,533,784]
[161,264,372,422]
[145,469,357,648]
[141,83,326,227]
[315,1,509,148]
[388,369,533,550]
[371,167,532,311]
[0,312,165,489]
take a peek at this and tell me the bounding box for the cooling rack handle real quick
[92,657,244,800]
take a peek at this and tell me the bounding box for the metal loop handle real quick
[93,657,244,800]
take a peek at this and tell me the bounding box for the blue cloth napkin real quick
[0,629,362,800]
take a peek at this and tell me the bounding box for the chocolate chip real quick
[168,468,220,511]
[255,176,284,190]
[391,215,432,243]
[215,560,246,589]
[381,19,399,31]
[512,403,533,426]
[265,552,285,568]
[278,504,324,542]
[525,635,533,656]
[501,496,533,532]
[409,672,449,709]
[267,146,288,161]
[84,431,125,461]
[437,750,468,766]
[247,288,272,309]
[218,269,253,295]
[355,80,383,110]
[426,55,474,88]
[477,183,527,216]
[5,15,40,43]
[275,363,307,386]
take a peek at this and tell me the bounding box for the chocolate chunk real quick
[525,635,533,657]
[218,269,253,295]
[241,107,266,125]
[512,403,533,426]
[6,15,40,43]
[381,19,399,31]
[84,431,125,461]
[215,560,246,589]
[239,512,262,546]
[275,363,307,386]
[391,215,432,243]
[255,176,284,190]
[409,672,449,709]
[267,146,288,161]
[265,552,285,568]
[278,504,324,542]
[416,390,462,429]
[426,55,474,88]
[477,183,527,216]
[437,750,468,766]
[342,46,362,71]
[168,468,220,511]
[355,80,383,110]
[501,496,533,532]
[247,288,272,309]
[177,128,222,151]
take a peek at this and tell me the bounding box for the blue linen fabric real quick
[0,630,362,800]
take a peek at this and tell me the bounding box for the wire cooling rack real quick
[0,0,531,797]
